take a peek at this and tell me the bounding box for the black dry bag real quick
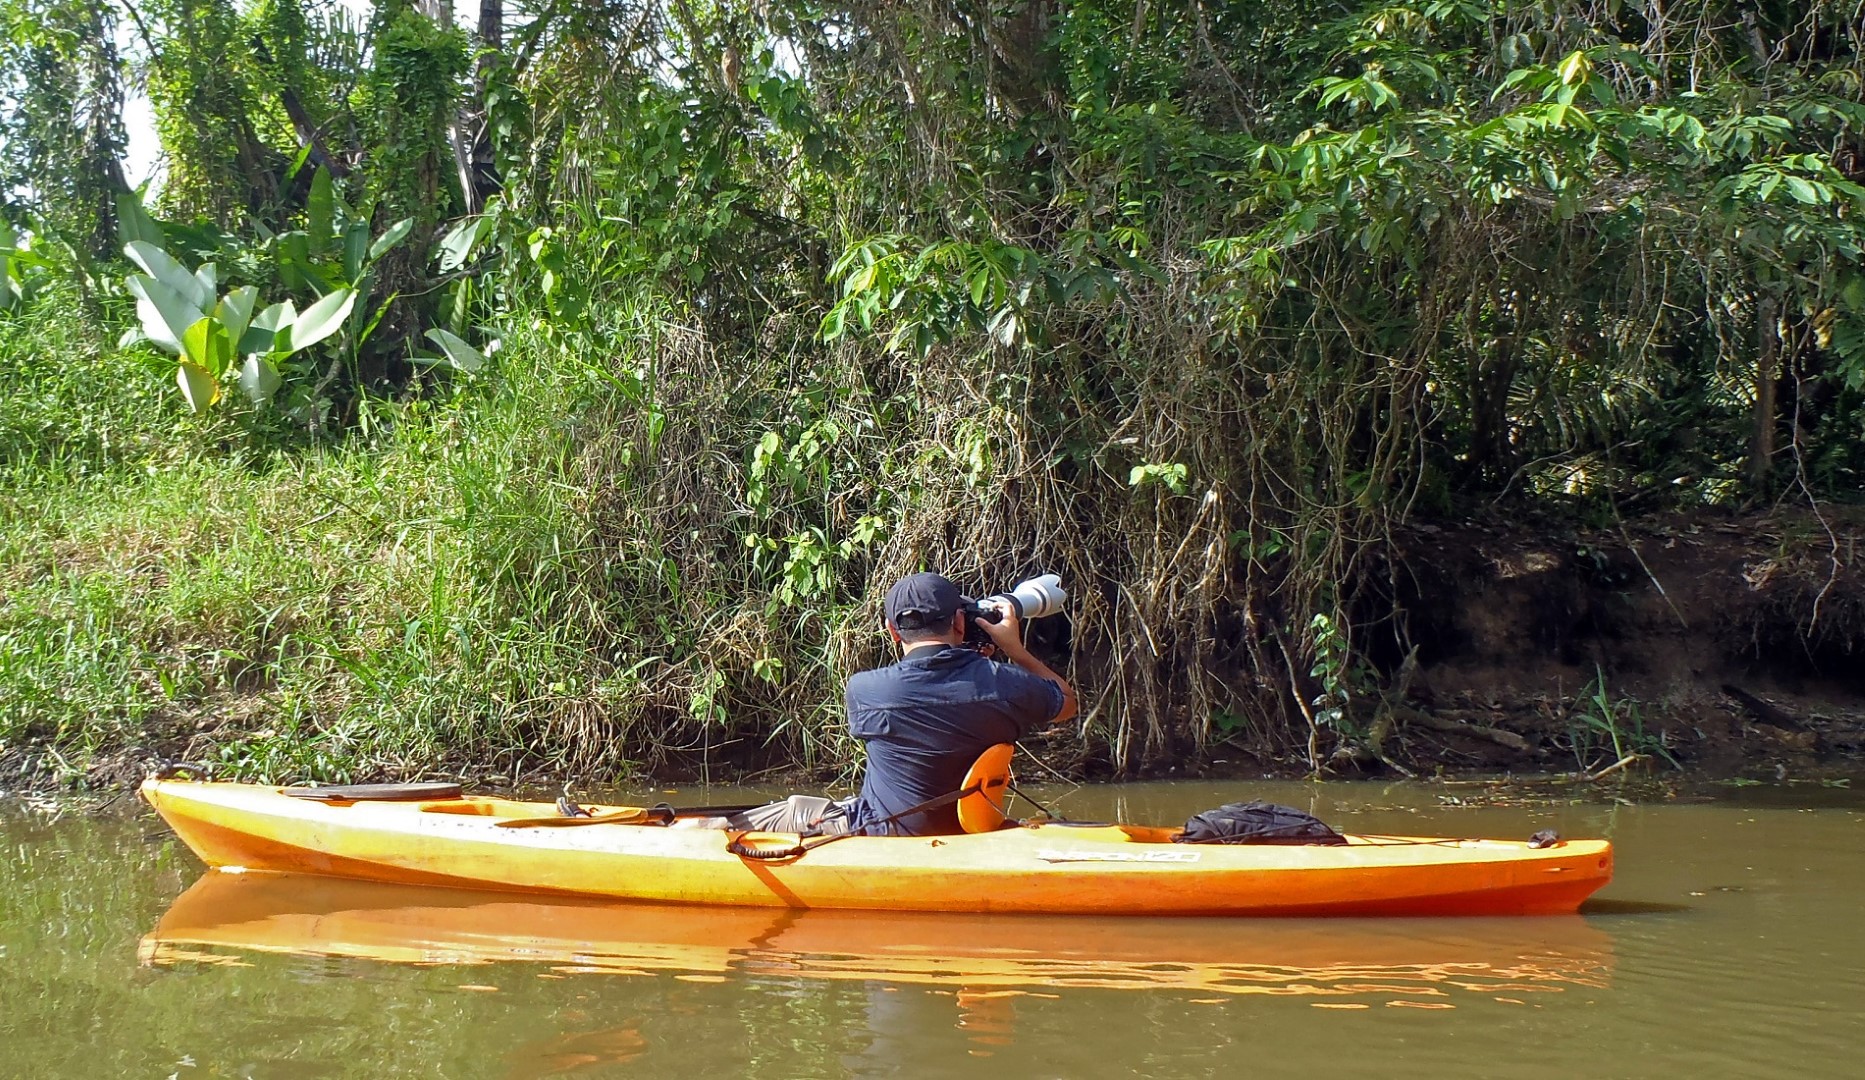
[1173,800,1348,846]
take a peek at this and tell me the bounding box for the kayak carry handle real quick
[727,836,807,860]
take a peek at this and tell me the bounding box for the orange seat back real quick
[957,743,1015,833]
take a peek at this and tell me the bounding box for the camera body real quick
[962,574,1067,652]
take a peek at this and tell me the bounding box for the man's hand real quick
[979,598,1077,725]
[977,598,1028,658]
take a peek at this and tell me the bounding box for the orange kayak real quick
[140,779,1613,916]
[142,871,1615,997]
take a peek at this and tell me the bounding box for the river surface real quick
[3,777,1863,1079]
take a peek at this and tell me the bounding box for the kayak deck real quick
[141,780,1613,917]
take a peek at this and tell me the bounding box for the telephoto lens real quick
[972,575,1067,623]
[1002,574,1066,619]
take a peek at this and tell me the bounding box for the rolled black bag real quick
[1173,800,1349,845]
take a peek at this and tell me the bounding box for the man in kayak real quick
[726,572,1077,836]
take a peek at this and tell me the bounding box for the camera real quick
[963,574,1067,651]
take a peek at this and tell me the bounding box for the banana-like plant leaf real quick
[238,325,278,355]
[343,223,369,281]
[437,216,489,272]
[308,168,334,257]
[115,192,164,249]
[126,274,204,354]
[251,300,295,331]
[237,355,283,405]
[216,286,258,348]
[243,300,295,354]
[193,262,218,301]
[368,218,415,261]
[423,327,486,372]
[176,361,220,413]
[277,231,313,292]
[182,317,234,379]
[125,241,211,313]
[278,288,355,355]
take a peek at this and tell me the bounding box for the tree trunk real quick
[465,0,504,211]
[1747,295,1779,494]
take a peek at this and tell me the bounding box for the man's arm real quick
[978,600,1078,725]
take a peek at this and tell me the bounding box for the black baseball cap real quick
[884,572,966,631]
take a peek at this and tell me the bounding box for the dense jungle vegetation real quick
[1,0,1861,786]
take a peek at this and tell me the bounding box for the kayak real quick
[143,871,1616,996]
[139,779,1614,916]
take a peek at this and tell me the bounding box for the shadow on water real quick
[1580,898,1694,916]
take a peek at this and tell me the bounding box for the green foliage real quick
[0,0,128,266]
[1567,667,1680,773]
[143,0,281,223]
[121,237,357,413]
[362,6,467,227]
[7,0,1865,779]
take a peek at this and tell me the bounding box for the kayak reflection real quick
[142,870,1613,1000]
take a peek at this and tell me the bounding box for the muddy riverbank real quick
[4,507,1860,795]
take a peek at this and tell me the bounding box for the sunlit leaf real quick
[278,289,356,354]
[236,355,283,405]
[437,216,489,272]
[423,327,486,372]
[181,317,233,379]
[125,274,204,354]
[368,218,415,261]
[125,241,211,312]
[176,361,220,412]
[216,286,258,348]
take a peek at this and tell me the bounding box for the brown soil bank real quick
[5,509,1861,795]
[1315,506,1865,779]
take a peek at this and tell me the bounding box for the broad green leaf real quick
[236,355,282,405]
[278,288,356,354]
[308,168,334,256]
[437,216,487,272]
[216,286,259,349]
[368,218,415,261]
[424,327,485,372]
[125,241,211,312]
[176,361,220,412]
[193,262,218,300]
[1784,176,1821,204]
[238,324,279,355]
[1557,50,1590,86]
[343,223,370,280]
[114,191,164,249]
[277,231,313,292]
[181,317,233,379]
[126,274,204,354]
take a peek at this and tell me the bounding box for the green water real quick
[3,779,1863,1079]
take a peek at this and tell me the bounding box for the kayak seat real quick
[957,743,1016,834]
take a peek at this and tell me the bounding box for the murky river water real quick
[3,778,1863,1079]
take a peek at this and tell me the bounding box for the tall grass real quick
[0,293,700,785]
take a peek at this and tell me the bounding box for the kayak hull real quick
[141,780,1613,917]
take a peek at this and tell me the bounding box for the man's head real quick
[884,572,967,646]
